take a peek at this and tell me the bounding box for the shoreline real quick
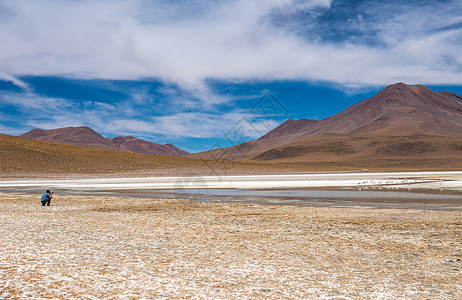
[1,171,461,212]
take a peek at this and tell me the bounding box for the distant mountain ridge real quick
[20,126,188,156]
[108,135,188,156]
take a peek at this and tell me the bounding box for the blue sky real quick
[1,0,462,153]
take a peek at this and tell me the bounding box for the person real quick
[41,190,53,206]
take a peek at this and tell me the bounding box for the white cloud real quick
[0,92,73,112]
[0,72,28,89]
[1,0,460,99]
[102,111,278,140]
[0,90,278,142]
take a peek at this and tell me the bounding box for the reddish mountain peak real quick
[385,82,409,89]
[380,82,426,91]
[57,126,95,132]
[374,82,441,103]
[20,126,118,150]
[382,83,462,110]
[21,126,103,138]
[375,82,417,99]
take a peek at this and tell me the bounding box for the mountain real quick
[108,136,188,156]
[20,126,189,156]
[20,126,119,150]
[261,83,462,141]
[191,83,462,165]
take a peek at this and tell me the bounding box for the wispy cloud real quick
[0,72,29,90]
[1,0,460,97]
[0,89,277,144]
[0,92,73,113]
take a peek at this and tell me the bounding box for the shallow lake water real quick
[2,187,461,210]
[118,188,462,210]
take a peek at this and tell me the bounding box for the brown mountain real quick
[20,126,189,156]
[191,83,462,167]
[20,126,119,150]
[108,136,188,157]
[261,83,462,141]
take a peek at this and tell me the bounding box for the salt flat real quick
[1,171,462,191]
[0,193,460,299]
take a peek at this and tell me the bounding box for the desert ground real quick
[0,190,461,299]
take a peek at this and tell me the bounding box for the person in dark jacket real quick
[41,190,53,206]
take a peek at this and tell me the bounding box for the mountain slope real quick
[258,119,319,140]
[307,83,462,137]
[263,83,462,142]
[108,136,188,156]
[191,83,462,162]
[20,126,119,150]
[0,134,309,177]
[20,126,189,156]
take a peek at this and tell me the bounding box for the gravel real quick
[1,193,460,299]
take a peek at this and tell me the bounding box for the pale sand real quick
[0,192,460,299]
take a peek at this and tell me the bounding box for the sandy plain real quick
[0,191,461,299]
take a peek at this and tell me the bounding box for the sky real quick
[0,0,461,152]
